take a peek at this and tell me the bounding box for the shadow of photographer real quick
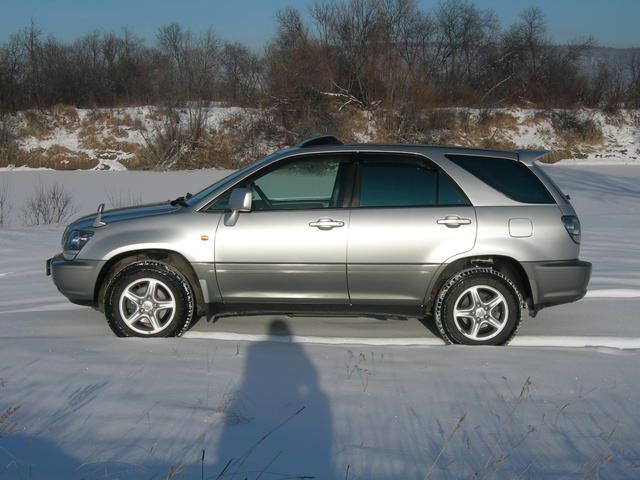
[214,319,335,479]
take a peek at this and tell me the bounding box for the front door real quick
[214,154,353,304]
[347,153,477,305]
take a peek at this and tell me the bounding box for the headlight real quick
[65,230,94,251]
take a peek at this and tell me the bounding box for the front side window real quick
[358,156,469,208]
[207,155,349,211]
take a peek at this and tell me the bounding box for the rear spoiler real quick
[515,149,549,165]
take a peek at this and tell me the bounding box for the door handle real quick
[309,218,345,230]
[437,215,472,228]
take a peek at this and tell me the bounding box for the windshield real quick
[185,153,278,207]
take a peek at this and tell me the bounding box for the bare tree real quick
[0,3,619,114]
[21,183,75,225]
[628,51,640,108]
[139,103,210,169]
[0,175,12,227]
[220,42,263,104]
[434,0,499,99]
[156,24,221,102]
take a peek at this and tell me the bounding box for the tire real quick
[434,268,523,346]
[104,260,195,338]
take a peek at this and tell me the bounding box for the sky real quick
[0,0,638,49]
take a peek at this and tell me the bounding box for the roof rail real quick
[297,135,343,148]
[515,149,549,165]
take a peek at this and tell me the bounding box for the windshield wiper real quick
[169,192,192,206]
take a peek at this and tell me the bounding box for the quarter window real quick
[446,154,555,204]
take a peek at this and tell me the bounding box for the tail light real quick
[562,216,581,244]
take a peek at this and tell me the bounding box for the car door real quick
[347,153,477,305]
[213,153,354,304]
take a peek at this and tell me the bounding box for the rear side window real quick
[358,156,468,207]
[446,154,555,204]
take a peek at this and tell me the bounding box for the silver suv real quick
[47,136,591,345]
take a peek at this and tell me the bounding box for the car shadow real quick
[416,314,442,337]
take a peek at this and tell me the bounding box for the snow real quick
[6,105,269,171]
[1,164,640,478]
[585,289,640,298]
[5,106,640,172]
[0,169,232,227]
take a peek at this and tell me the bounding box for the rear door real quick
[347,153,476,305]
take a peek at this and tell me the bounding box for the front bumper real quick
[47,254,105,305]
[523,260,592,312]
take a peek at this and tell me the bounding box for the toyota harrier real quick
[47,136,591,345]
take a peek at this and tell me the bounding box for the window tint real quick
[446,154,555,204]
[207,156,347,211]
[358,159,468,208]
[439,174,468,205]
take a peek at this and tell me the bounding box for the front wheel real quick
[104,261,195,337]
[435,268,522,346]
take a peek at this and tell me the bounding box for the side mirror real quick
[224,188,252,226]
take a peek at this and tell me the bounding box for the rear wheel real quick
[435,268,522,345]
[105,261,195,337]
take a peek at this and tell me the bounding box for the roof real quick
[297,142,547,162]
[294,136,549,164]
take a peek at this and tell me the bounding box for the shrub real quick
[550,111,603,145]
[0,175,12,227]
[21,183,75,225]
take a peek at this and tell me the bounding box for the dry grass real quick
[15,146,98,170]
[21,104,80,139]
[517,111,605,163]
[79,123,142,163]
[78,130,102,150]
[3,104,624,170]
[371,108,459,144]
[372,108,521,149]
[129,108,283,170]
[550,111,604,145]
[81,108,138,128]
[525,110,549,126]
[441,110,518,150]
[0,405,21,439]
[21,110,52,139]
[111,126,130,139]
[79,109,142,156]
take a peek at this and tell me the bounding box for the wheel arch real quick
[94,249,206,317]
[424,255,534,315]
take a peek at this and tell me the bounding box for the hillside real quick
[1,105,639,171]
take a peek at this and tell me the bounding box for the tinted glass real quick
[439,174,469,205]
[358,160,468,207]
[446,154,555,204]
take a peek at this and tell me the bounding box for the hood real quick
[70,202,183,230]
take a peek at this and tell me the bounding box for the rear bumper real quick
[47,254,104,305]
[523,260,592,312]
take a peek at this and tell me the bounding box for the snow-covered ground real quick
[1,164,640,479]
